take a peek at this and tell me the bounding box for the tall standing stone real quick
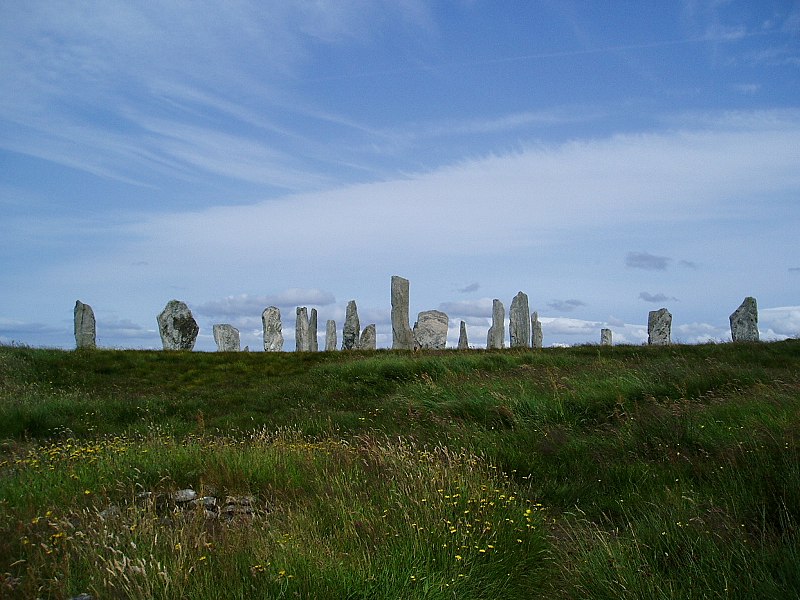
[309,308,319,352]
[730,297,759,342]
[509,292,531,348]
[262,306,284,352]
[342,300,360,350]
[600,328,612,346]
[648,308,672,346]
[391,275,414,350]
[157,300,199,351]
[531,312,543,349]
[74,300,96,349]
[486,299,505,349]
[213,324,240,351]
[413,310,449,350]
[359,324,377,350]
[457,320,469,350]
[295,307,310,352]
[325,320,337,351]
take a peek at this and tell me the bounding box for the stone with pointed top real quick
[531,312,543,349]
[730,297,759,342]
[391,275,414,350]
[74,300,96,349]
[359,324,377,350]
[213,324,240,351]
[487,299,505,349]
[342,300,360,350]
[509,292,531,348]
[309,308,319,352]
[458,320,469,350]
[413,310,449,349]
[648,308,672,345]
[325,319,337,351]
[262,306,284,352]
[157,300,199,350]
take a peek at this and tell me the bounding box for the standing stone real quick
[509,292,531,348]
[359,324,377,350]
[213,324,240,351]
[325,320,337,351]
[413,310,449,350]
[600,328,612,346]
[309,308,319,352]
[730,297,759,342]
[74,300,96,349]
[342,300,360,350]
[262,306,284,352]
[157,300,199,351]
[457,320,469,350]
[295,307,310,352]
[391,275,414,350]
[486,299,505,349]
[648,308,672,346]
[531,312,543,349]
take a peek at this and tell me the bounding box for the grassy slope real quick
[0,341,798,598]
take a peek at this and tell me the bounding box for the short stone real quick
[730,297,759,342]
[509,292,531,348]
[531,312,543,349]
[213,324,240,351]
[157,300,199,351]
[359,324,377,350]
[648,308,672,345]
[325,319,337,351]
[172,489,198,503]
[486,299,505,349]
[342,300,360,350]
[600,328,612,346]
[262,306,284,352]
[413,310,449,349]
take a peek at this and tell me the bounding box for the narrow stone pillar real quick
[262,306,284,352]
[531,312,543,349]
[295,307,310,352]
[413,310,449,350]
[509,292,531,348]
[647,308,672,345]
[457,320,469,350]
[600,328,612,346]
[74,300,96,349]
[391,275,414,350]
[359,324,377,350]
[325,320,337,351]
[309,308,319,351]
[486,299,505,349]
[342,300,360,350]
[213,324,240,351]
[730,297,759,342]
[157,300,199,350]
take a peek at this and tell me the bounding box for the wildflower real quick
[455,555,463,561]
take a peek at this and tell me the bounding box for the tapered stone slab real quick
[486,299,505,349]
[531,312,543,349]
[158,300,199,350]
[295,307,310,352]
[359,324,377,350]
[730,297,759,342]
[509,292,531,348]
[74,300,96,349]
[413,310,448,350]
[262,306,284,352]
[457,320,469,350]
[309,308,319,352]
[648,308,672,345]
[325,319,337,351]
[342,300,360,350]
[213,324,240,351]
[600,328,612,346]
[391,275,414,350]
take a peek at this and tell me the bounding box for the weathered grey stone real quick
[74,300,96,349]
[359,324,377,350]
[342,300,360,350]
[391,275,414,350]
[295,307,310,352]
[648,308,672,345]
[413,310,449,350]
[486,299,505,349]
[172,489,198,503]
[213,324,240,351]
[457,320,469,350]
[309,308,319,352]
[157,300,199,351]
[325,319,337,351]
[509,292,531,348]
[730,297,759,342]
[600,328,612,346]
[262,306,284,352]
[531,312,543,349]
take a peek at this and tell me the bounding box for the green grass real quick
[1,340,798,598]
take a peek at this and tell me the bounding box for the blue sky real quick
[1,1,799,350]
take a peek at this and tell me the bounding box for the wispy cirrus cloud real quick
[639,292,679,303]
[626,251,671,271]
[547,299,586,312]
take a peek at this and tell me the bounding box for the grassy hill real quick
[1,341,798,598]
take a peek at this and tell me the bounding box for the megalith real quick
[213,324,240,351]
[457,320,469,350]
[74,300,96,349]
[295,307,310,352]
[342,300,360,350]
[391,275,414,350]
[486,299,505,349]
[309,308,319,352]
[509,292,531,348]
[647,308,672,345]
[157,300,199,351]
[262,306,284,352]
[359,324,377,350]
[413,310,449,350]
[600,328,612,346]
[730,297,759,342]
[531,312,543,349]
[325,320,337,351]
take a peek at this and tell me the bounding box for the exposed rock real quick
[359,324,377,350]
[509,292,531,348]
[309,308,319,352]
[213,324,240,351]
[342,300,360,350]
[74,300,96,349]
[295,307,310,352]
[391,275,414,350]
[325,319,337,351]
[262,306,284,352]
[157,300,199,351]
[486,299,505,349]
[457,320,469,350]
[730,297,759,342]
[600,328,612,346]
[172,489,198,503]
[648,308,672,345]
[413,310,449,349]
[531,312,543,349]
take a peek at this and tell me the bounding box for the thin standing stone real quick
[486,299,505,349]
[295,307,310,352]
[325,320,337,351]
[531,312,543,349]
[309,308,319,352]
[509,292,531,348]
[74,300,96,349]
[391,275,414,350]
[262,306,284,352]
[457,320,469,350]
[342,300,360,350]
